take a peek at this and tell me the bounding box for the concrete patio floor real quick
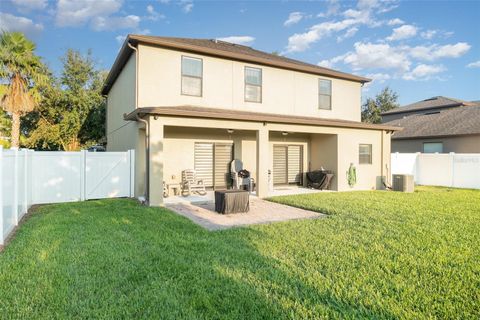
[165,197,326,230]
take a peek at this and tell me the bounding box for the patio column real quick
[149,116,164,206]
[256,127,269,198]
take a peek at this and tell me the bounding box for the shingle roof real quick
[102,35,370,95]
[384,105,480,139]
[381,96,476,115]
[124,105,401,132]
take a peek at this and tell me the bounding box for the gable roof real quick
[384,105,480,139]
[102,35,370,95]
[124,105,401,132]
[381,96,476,116]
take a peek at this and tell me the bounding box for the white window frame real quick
[244,66,262,103]
[181,56,203,97]
[318,78,332,110]
[359,144,372,164]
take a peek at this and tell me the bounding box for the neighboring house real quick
[382,96,480,153]
[103,35,399,206]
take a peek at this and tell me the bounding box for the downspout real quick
[127,41,150,204]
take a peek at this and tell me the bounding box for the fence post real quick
[23,149,28,215]
[80,150,86,201]
[129,149,135,198]
[415,152,421,184]
[0,146,4,245]
[450,152,455,188]
[13,148,19,226]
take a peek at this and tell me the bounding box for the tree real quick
[0,32,48,148]
[361,87,399,124]
[27,49,106,150]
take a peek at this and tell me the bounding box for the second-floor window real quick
[318,79,332,110]
[245,67,262,103]
[182,56,202,96]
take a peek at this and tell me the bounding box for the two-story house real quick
[103,35,399,206]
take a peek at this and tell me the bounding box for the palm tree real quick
[0,31,47,148]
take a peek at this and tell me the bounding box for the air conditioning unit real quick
[392,174,414,193]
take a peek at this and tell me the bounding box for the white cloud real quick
[387,18,404,26]
[91,15,140,31]
[286,19,358,52]
[11,0,47,11]
[318,60,334,68]
[420,30,437,39]
[408,42,471,61]
[180,0,193,13]
[403,64,445,80]
[286,0,391,52]
[317,0,340,18]
[0,12,44,35]
[55,0,122,27]
[146,4,165,21]
[284,12,304,27]
[343,42,411,71]
[331,40,470,74]
[216,36,255,46]
[317,53,348,69]
[365,73,391,83]
[337,27,358,42]
[467,60,480,68]
[115,34,126,44]
[386,24,417,41]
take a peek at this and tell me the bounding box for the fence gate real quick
[85,151,134,200]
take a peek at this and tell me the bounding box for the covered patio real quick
[124,106,394,206]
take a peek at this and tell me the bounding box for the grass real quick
[0,186,479,319]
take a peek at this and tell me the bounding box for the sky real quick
[0,0,479,105]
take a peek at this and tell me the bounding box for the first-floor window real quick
[423,142,443,153]
[359,144,372,164]
[181,56,202,96]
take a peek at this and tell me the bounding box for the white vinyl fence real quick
[391,152,480,189]
[0,147,135,245]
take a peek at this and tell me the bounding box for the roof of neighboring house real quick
[384,105,480,139]
[381,96,477,116]
[124,105,401,132]
[102,35,371,95]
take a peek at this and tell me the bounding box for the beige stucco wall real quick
[140,116,392,204]
[106,54,137,151]
[136,44,362,121]
[106,54,146,197]
[310,134,338,189]
[392,135,480,153]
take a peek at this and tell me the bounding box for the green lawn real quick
[1,187,479,319]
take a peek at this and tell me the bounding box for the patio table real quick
[214,190,250,214]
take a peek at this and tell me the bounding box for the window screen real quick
[245,67,262,102]
[359,144,372,164]
[319,79,332,110]
[182,56,202,96]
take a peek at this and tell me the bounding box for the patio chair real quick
[181,169,207,196]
